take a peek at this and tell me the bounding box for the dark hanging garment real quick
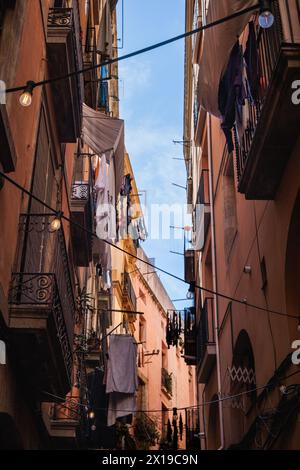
[88,368,117,449]
[167,419,173,443]
[179,413,184,441]
[172,419,178,451]
[244,21,260,103]
[218,42,244,153]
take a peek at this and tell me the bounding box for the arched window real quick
[228,330,256,445]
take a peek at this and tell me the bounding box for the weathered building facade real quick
[133,248,196,450]
[183,0,300,450]
[0,0,137,449]
[0,0,196,450]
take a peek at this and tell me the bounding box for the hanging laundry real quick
[95,154,117,241]
[106,334,138,427]
[121,174,132,196]
[179,413,184,441]
[218,42,244,153]
[87,368,117,449]
[167,419,173,444]
[244,21,261,104]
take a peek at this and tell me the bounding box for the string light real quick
[6,4,263,96]
[186,282,195,300]
[50,212,62,231]
[259,0,275,29]
[19,81,35,107]
[0,169,298,322]
[42,368,300,414]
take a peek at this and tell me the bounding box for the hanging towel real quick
[107,393,136,427]
[106,335,138,394]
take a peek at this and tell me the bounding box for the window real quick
[139,319,146,344]
[0,340,6,365]
[0,0,16,32]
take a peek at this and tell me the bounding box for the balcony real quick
[0,0,16,30]
[70,155,94,267]
[184,249,195,284]
[161,368,173,397]
[8,213,75,398]
[47,6,83,142]
[121,272,137,311]
[184,307,197,366]
[98,65,110,113]
[197,297,216,384]
[46,397,80,445]
[83,26,98,110]
[193,169,211,251]
[236,0,300,199]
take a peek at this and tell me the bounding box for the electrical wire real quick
[0,169,299,322]
[5,4,261,95]
[42,368,300,414]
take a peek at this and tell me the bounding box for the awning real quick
[82,103,124,195]
[197,0,258,117]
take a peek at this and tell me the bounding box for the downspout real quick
[207,114,225,450]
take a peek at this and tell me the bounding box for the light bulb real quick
[19,91,32,107]
[89,411,95,419]
[91,424,97,431]
[279,385,287,395]
[19,81,35,107]
[186,290,194,300]
[259,10,274,29]
[50,217,61,231]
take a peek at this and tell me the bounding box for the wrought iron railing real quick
[48,7,73,28]
[50,395,80,422]
[9,213,75,381]
[71,154,95,234]
[235,0,298,182]
[161,368,173,396]
[48,6,84,115]
[184,307,196,361]
[122,272,137,310]
[71,182,90,200]
[197,297,215,365]
[197,169,210,206]
[83,26,99,108]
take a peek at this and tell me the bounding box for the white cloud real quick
[119,59,152,101]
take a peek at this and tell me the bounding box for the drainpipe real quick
[207,114,225,450]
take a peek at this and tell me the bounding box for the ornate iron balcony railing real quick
[122,272,137,311]
[236,0,290,182]
[9,213,76,382]
[197,297,215,365]
[47,7,73,28]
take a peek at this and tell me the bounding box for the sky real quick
[117,0,192,309]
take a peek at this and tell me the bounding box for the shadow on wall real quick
[285,188,300,344]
